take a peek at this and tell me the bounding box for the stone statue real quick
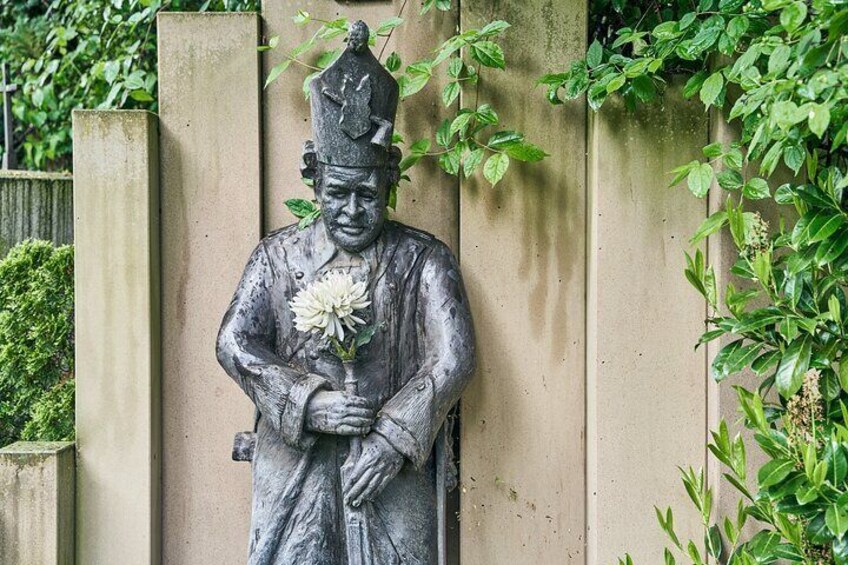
[216,20,476,565]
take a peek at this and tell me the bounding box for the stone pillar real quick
[72,109,161,565]
[0,441,75,565]
[586,86,709,562]
[157,13,261,565]
[458,1,588,563]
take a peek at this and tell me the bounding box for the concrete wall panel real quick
[0,171,73,257]
[586,89,708,562]
[157,13,261,565]
[458,1,588,563]
[0,442,74,565]
[73,109,160,565]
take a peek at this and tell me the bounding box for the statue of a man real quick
[216,20,476,565]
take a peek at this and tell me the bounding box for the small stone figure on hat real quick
[216,20,476,565]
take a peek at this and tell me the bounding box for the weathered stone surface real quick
[0,441,75,565]
[72,109,161,565]
[157,13,260,565]
[0,171,72,256]
[458,1,588,563]
[586,85,708,562]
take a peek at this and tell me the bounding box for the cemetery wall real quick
[71,2,746,563]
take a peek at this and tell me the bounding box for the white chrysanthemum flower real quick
[289,271,371,341]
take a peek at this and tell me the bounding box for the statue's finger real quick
[341,406,374,419]
[352,472,383,507]
[339,416,372,428]
[344,466,375,503]
[336,424,369,436]
[343,394,371,408]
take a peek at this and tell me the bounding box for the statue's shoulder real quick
[386,221,455,262]
[260,223,302,250]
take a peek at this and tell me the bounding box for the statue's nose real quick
[343,193,361,217]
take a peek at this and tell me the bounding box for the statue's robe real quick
[216,219,475,565]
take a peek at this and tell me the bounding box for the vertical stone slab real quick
[586,88,708,562]
[0,442,75,565]
[458,1,587,563]
[262,1,459,248]
[157,13,260,565]
[73,109,160,565]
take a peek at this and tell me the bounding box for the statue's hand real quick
[305,390,375,435]
[342,433,404,507]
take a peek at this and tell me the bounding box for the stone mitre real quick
[309,20,399,167]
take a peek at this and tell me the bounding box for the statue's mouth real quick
[337,225,366,236]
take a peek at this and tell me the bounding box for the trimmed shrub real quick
[0,240,74,446]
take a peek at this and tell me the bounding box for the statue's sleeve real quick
[372,241,476,468]
[216,241,330,450]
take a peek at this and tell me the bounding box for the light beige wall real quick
[157,13,261,565]
[72,109,160,565]
[0,442,75,565]
[587,88,709,562]
[458,1,588,563]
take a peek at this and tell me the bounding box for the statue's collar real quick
[307,217,388,273]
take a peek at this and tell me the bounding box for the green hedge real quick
[0,240,75,446]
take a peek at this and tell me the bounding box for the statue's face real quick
[316,165,388,253]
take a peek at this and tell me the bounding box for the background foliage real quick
[0,0,257,171]
[543,0,848,562]
[0,241,75,446]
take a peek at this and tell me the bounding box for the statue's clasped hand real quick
[342,433,404,508]
[305,390,375,436]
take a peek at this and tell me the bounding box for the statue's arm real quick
[216,242,330,449]
[372,242,476,468]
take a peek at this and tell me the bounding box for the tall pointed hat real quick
[309,20,399,167]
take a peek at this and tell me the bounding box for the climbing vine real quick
[544,0,848,562]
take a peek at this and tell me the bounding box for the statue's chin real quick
[326,228,380,253]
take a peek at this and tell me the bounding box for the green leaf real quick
[505,142,548,162]
[808,104,831,139]
[438,145,463,176]
[743,178,770,200]
[463,148,484,178]
[690,211,728,244]
[775,336,812,398]
[700,72,724,108]
[687,163,713,198]
[285,198,318,218]
[768,44,791,75]
[442,82,460,107]
[470,41,505,69]
[475,104,499,125]
[292,10,310,25]
[479,20,511,37]
[780,1,807,33]
[716,170,743,191]
[436,119,452,148]
[386,52,401,72]
[450,111,475,136]
[587,39,603,68]
[758,459,795,488]
[354,324,379,347]
[376,17,404,35]
[683,71,708,99]
[827,504,848,538]
[265,61,292,88]
[129,89,154,102]
[816,229,848,266]
[447,57,463,78]
[488,130,524,149]
[410,139,431,154]
[483,153,510,186]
